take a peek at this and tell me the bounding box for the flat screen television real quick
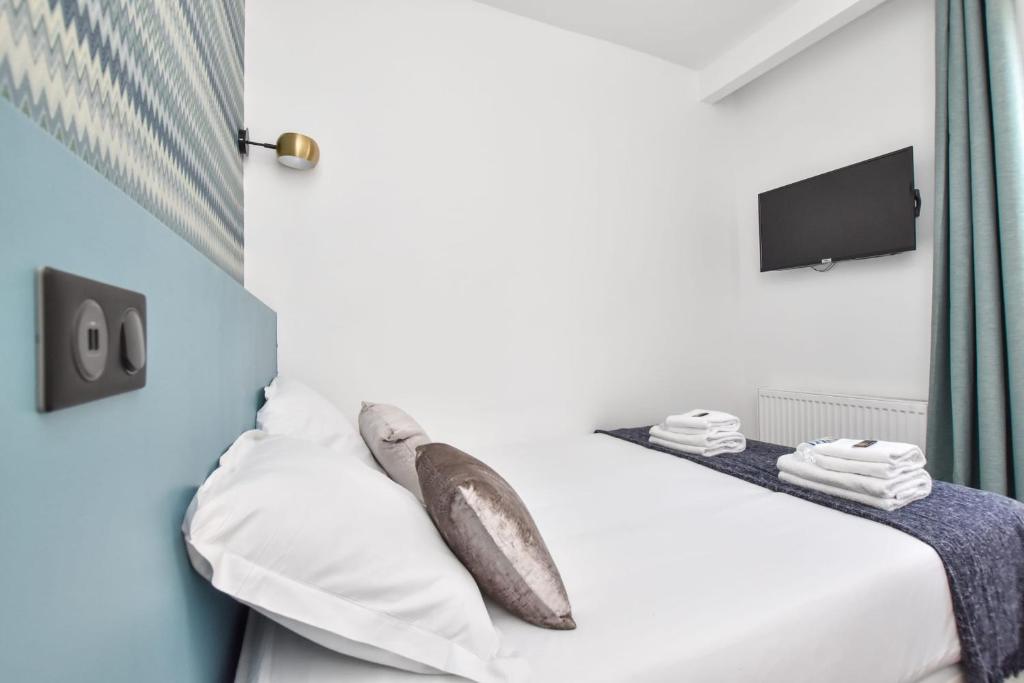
[758,147,919,272]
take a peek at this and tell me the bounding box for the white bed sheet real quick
[235,433,962,683]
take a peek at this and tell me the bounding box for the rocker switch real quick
[120,308,146,374]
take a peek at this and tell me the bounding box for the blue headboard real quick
[0,100,277,682]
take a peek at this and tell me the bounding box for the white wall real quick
[245,0,738,448]
[245,0,936,446]
[716,0,936,434]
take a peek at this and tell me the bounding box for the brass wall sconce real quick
[237,128,320,170]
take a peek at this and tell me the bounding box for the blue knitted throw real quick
[597,427,1024,683]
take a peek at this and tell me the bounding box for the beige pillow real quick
[416,442,575,630]
[358,402,430,501]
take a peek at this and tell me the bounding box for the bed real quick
[234,432,965,683]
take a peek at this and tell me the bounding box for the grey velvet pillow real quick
[416,442,575,630]
[358,402,430,501]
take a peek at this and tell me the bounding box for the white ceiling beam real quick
[699,0,891,104]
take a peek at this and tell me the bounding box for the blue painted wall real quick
[0,99,277,682]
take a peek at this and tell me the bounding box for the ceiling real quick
[471,0,801,70]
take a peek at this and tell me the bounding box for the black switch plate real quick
[37,267,147,412]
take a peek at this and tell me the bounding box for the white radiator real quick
[757,388,928,450]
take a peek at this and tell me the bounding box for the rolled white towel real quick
[813,450,926,479]
[650,425,745,449]
[649,435,746,457]
[665,409,741,433]
[777,453,932,501]
[813,438,924,466]
[779,471,931,512]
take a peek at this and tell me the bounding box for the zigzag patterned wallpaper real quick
[0,0,245,281]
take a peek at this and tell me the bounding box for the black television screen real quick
[758,147,918,272]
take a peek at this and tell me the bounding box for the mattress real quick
[234,433,962,683]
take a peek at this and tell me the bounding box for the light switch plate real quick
[36,267,147,412]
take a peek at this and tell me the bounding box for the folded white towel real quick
[649,435,746,457]
[791,438,836,463]
[649,425,746,449]
[665,409,741,433]
[812,450,926,479]
[813,438,925,466]
[777,453,932,501]
[660,424,740,437]
[779,471,931,512]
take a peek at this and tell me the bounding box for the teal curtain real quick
[927,0,1024,497]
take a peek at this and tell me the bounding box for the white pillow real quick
[256,376,376,467]
[183,431,524,683]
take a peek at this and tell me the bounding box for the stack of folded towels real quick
[777,438,932,511]
[649,409,746,457]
